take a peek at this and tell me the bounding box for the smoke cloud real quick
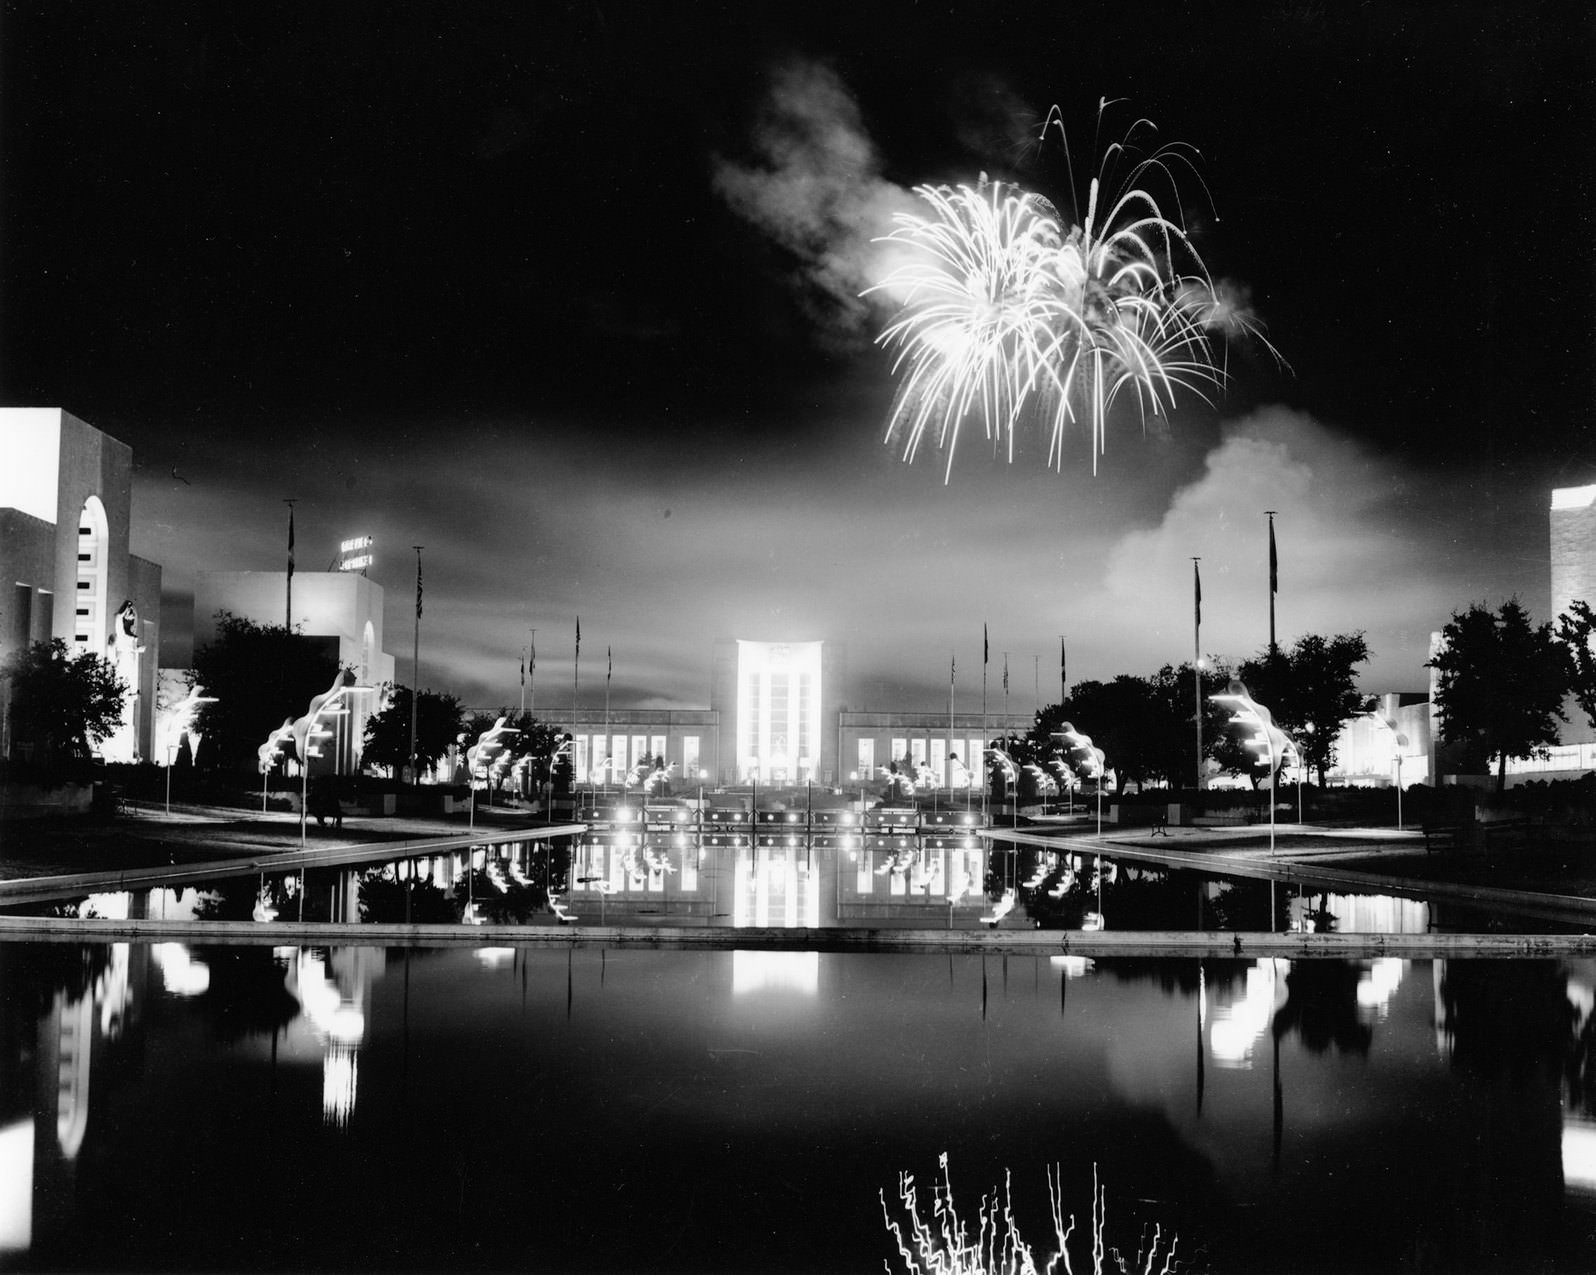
[712,59,923,344]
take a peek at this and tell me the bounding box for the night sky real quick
[3,3,1593,712]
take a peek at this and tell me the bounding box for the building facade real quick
[838,710,1035,789]
[555,708,721,788]
[0,409,163,762]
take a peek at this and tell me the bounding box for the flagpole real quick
[948,651,956,791]
[1193,557,1203,792]
[1266,510,1279,658]
[283,500,296,629]
[409,546,422,786]
[604,645,612,792]
[981,624,989,820]
[573,618,581,770]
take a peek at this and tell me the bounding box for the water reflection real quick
[12,833,1579,939]
[4,942,1596,1269]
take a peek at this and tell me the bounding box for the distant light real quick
[1552,486,1596,510]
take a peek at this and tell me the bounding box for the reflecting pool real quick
[17,837,1581,937]
[3,941,1596,1272]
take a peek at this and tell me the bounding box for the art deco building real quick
[0,409,162,761]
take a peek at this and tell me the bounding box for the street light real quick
[158,687,217,816]
[300,680,376,849]
[1210,680,1299,859]
[1367,709,1410,829]
[1052,723,1106,838]
[465,717,520,832]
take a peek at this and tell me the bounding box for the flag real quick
[520,649,525,688]
[1060,637,1066,695]
[575,617,581,660]
[983,624,988,665]
[607,646,612,681]
[1002,655,1009,694]
[1194,559,1203,628]
[1269,519,1278,597]
[287,507,295,581]
[415,556,423,617]
[950,653,956,685]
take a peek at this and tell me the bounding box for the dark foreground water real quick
[4,942,1596,1274]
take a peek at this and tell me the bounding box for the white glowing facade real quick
[0,409,163,762]
[709,638,842,784]
[732,640,823,782]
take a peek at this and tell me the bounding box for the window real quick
[857,738,875,778]
[683,736,700,777]
[891,738,908,767]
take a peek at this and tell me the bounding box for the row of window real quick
[569,733,703,783]
[852,737,989,783]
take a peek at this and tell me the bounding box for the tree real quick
[191,612,343,773]
[361,685,464,778]
[1028,661,1234,791]
[1557,599,1596,730]
[1236,632,1371,785]
[1,638,126,767]
[1144,661,1235,788]
[1428,599,1569,793]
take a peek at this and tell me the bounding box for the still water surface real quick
[4,940,1596,1272]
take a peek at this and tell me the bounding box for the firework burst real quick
[870,104,1273,480]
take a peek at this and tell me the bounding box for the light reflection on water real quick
[55,839,1513,937]
[4,942,1596,1271]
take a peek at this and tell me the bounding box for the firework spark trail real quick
[871,104,1275,481]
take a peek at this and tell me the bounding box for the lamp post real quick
[1210,681,1299,859]
[300,683,375,849]
[1053,724,1105,837]
[1367,710,1410,830]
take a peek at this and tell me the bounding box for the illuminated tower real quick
[710,639,844,784]
[1550,484,1596,623]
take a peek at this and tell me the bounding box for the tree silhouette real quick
[1428,599,1568,792]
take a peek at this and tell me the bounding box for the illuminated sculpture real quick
[259,719,297,774]
[289,669,368,771]
[465,716,519,788]
[101,600,146,762]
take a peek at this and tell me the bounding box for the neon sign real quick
[338,535,373,573]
